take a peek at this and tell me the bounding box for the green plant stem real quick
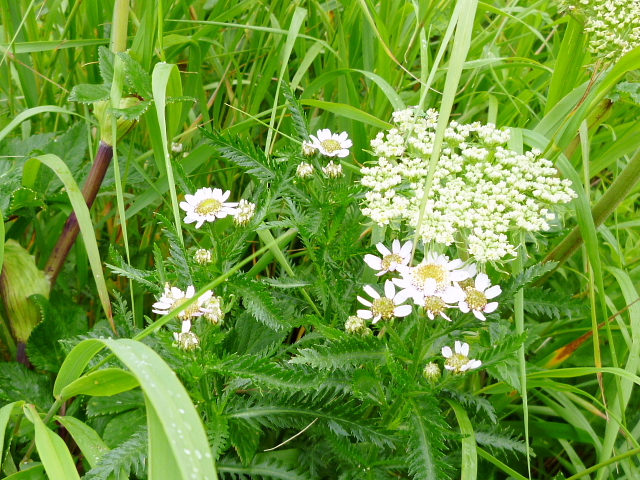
[541,147,640,278]
[566,446,640,480]
[44,142,114,285]
[513,230,531,479]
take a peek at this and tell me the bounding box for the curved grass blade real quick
[300,99,393,129]
[0,106,81,143]
[54,416,110,468]
[448,399,477,480]
[32,154,113,327]
[23,404,81,480]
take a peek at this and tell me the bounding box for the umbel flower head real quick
[360,108,576,262]
[180,187,238,228]
[357,280,412,324]
[364,239,413,276]
[152,284,213,321]
[309,129,353,157]
[442,341,482,374]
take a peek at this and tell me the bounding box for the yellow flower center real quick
[195,198,222,215]
[458,278,475,290]
[371,297,395,319]
[445,353,469,373]
[465,289,487,311]
[411,263,449,290]
[423,296,446,316]
[381,253,403,270]
[321,139,342,153]
[173,297,201,320]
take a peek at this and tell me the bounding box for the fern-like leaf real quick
[157,213,193,286]
[501,261,558,297]
[218,456,313,480]
[475,428,530,456]
[406,398,450,480]
[215,354,322,391]
[202,129,276,181]
[522,287,585,319]
[289,336,387,371]
[107,246,158,289]
[84,428,147,480]
[281,83,309,140]
[231,279,290,331]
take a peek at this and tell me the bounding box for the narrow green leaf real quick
[23,404,81,480]
[300,99,393,129]
[32,154,112,325]
[54,416,110,468]
[448,400,477,480]
[3,465,46,479]
[0,401,24,455]
[0,106,80,144]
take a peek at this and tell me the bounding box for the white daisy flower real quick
[412,278,465,321]
[396,252,469,294]
[322,160,344,179]
[309,129,353,158]
[458,273,501,321]
[234,199,256,227]
[296,162,315,178]
[179,187,239,228]
[364,239,413,276]
[357,280,412,324]
[442,341,482,373]
[152,284,213,321]
[173,320,199,351]
[194,248,212,264]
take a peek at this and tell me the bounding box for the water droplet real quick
[184,449,191,455]
[195,450,202,459]
[179,408,185,414]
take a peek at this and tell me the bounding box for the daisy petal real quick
[475,273,490,292]
[442,346,453,358]
[485,285,502,299]
[484,302,499,313]
[394,305,412,317]
[357,310,373,319]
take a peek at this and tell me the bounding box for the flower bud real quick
[173,331,200,351]
[423,362,441,382]
[94,97,140,146]
[0,240,50,342]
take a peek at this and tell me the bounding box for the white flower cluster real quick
[356,241,501,324]
[561,0,640,61]
[360,108,576,262]
[180,187,255,229]
[152,284,225,351]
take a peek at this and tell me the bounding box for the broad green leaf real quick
[32,154,112,326]
[58,368,140,401]
[68,84,111,104]
[3,465,46,479]
[23,404,81,480]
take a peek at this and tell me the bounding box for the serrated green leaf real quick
[289,336,387,371]
[108,100,152,121]
[84,429,147,480]
[201,129,276,181]
[231,280,289,331]
[281,83,309,140]
[68,84,111,104]
[8,187,44,214]
[406,398,450,480]
[217,456,312,480]
[228,418,261,465]
[102,409,146,448]
[98,46,114,87]
[118,52,153,99]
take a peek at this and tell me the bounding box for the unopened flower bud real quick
[202,296,224,325]
[94,97,141,146]
[423,362,441,382]
[194,249,212,265]
[173,331,200,351]
[302,141,317,156]
[345,316,367,335]
[322,161,343,179]
[233,199,256,227]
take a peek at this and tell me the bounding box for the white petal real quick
[394,305,412,317]
[357,309,373,319]
[473,310,486,321]
[182,320,192,333]
[485,285,502,299]
[459,301,470,313]
[475,273,490,292]
[469,359,482,369]
[391,239,401,254]
[357,296,372,307]
[185,286,196,297]
[184,194,197,204]
[448,258,464,270]
[384,280,395,299]
[444,365,455,371]
[336,149,350,157]
[364,254,383,270]
[484,302,499,313]
[442,346,453,358]
[460,364,470,372]
[220,190,231,202]
[394,289,414,304]
[179,201,193,211]
[450,270,469,282]
[454,340,463,354]
[423,278,438,295]
[440,312,452,321]
[460,342,470,356]
[195,219,205,228]
[442,286,465,303]
[336,131,349,142]
[427,311,435,320]
[363,285,380,299]
[376,243,391,256]
[399,240,413,257]
[317,129,331,141]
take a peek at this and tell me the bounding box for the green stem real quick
[513,230,531,479]
[565,446,640,480]
[541,147,640,277]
